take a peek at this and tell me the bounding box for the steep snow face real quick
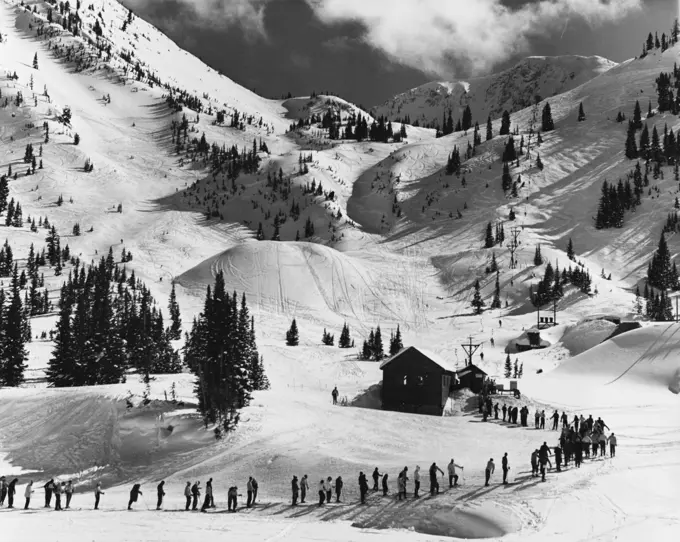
[372,55,617,126]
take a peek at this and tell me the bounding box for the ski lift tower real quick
[461,335,482,367]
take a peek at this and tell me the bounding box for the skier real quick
[554,445,563,472]
[252,477,259,504]
[494,403,499,419]
[246,477,255,508]
[539,442,552,481]
[291,476,299,506]
[359,471,369,504]
[227,486,239,512]
[300,474,309,503]
[485,458,495,486]
[65,480,74,509]
[447,459,463,487]
[331,386,339,405]
[191,481,200,511]
[7,478,18,508]
[157,481,166,510]
[573,415,580,433]
[201,480,213,512]
[128,483,142,510]
[372,467,382,491]
[208,478,216,508]
[24,480,34,510]
[335,476,343,503]
[530,449,539,477]
[535,410,540,429]
[551,410,559,430]
[609,433,617,457]
[318,479,326,506]
[44,478,55,508]
[413,465,421,498]
[0,476,6,506]
[540,410,546,429]
[502,404,507,422]
[382,472,389,496]
[54,481,64,511]
[184,482,192,510]
[561,411,568,428]
[586,414,594,431]
[94,482,104,510]
[501,453,510,484]
[429,463,443,495]
[324,477,333,504]
[397,470,406,500]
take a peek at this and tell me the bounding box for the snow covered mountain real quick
[1,1,680,541]
[372,55,617,127]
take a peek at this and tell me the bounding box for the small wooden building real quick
[453,364,488,394]
[379,346,455,416]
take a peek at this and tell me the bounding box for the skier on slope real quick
[7,478,18,508]
[191,481,200,511]
[331,386,339,405]
[429,462,444,495]
[501,453,510,484]
[447,459,463,487]
[539,442,552,481]
[485,458,495,486]
[300,474,309,503]
[372,467,382,491]
[382,472,389,496]
[554,445,563,472]
[201,479,212,512]
[318,479,326,506]
[358,472,369,504]
[44,478,55,508]
[184,482,192,510]
[0,476,7,506]
[291,476,299,506]
[24,480,34,510]
[94,482,104,510]
[530,449,540,477]
[335,476,343,503]
[551,410,559,430]
[128,484,142,510]
[608,433,618,457]
[413,466,421,498]
[157,481,166,510]
[65,480,74,509]
[54,481,64,511]
[324,477,333,504]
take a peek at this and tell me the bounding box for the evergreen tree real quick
[491,271,501,309]
[536,153,544,170]
[168,283,182,340]
[0,267,28,386]
[285,318,299,346]
[504,354,512,378]
[32,52,38,70]
[484,222,495,248]
[389,324,403,355]
[518,362,523,378]
[372,325,384,360]
[471,279,485,314]
[533,245,543,265]
[578,102,586,122]
[634,285,643,315]
[338,322,351,348]
[567,238,575,260]
[486,115,493,141]
[633,100,642,130]
[647,231,677,290]
[509,208,516,220]
[501,162,512,192]
[462,105,472,131]
[321,328,334,346]
[625,121,638,159]
[541,103,554,132]
[500,110,510,135]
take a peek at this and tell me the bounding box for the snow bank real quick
[559,319,617,355]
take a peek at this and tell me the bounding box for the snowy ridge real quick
[372,55,617,127]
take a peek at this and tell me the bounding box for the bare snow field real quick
[0,0,679,541]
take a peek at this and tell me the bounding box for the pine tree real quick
[338,322,351,348]
[541,103,554,132]
[577,102,586,122]
[471,279,485,314]
[518,362,523,378]
[504,354,512,378]
[634,285,643,315]
[491,271,501,309]
[321,328,334,346]
[285,318,299,346]
[0,267,28,386]
[501,162,512,192]
[373,325,384,360]
[633,100,642,130]
[486,115,493,141]
[509,208,516,221]
[33,52,38,70]
[484,222,495,248]
[462,105,472,131]
[168,283,182,340]
[534,245,543,265]
[389,324,403,355]
[625,121,638,159]
[536,153,544,170]
[500,110,511,135]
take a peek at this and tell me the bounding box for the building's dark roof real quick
[455,364,487,377]
[379,346,456,373]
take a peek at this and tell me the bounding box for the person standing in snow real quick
[429,462,444,495]
[54,481,64,511]
[332,386,339,405]
[44,478,55,508]
[191,481,200,511]
[324,477,333,503]
[539,442,552,481]
[127,483,142,510]
[335,476,343,503]
[94,482,104,510]
[573,415,580,433]
[246,477,255,508]
[531,449,539,477]
[551,410,559,430]
[554,445,563,472]
[540,410,546,429]
[0,476,7,506]
[382,472,389,496]
[318,479,326,506]
[359,471,369,504]
[494,403,499,420]
[502,404,507,422]
[534,410,540,429]
[7,478,18,508]
[561,411,568,429]
[227,486,239,512]
[586,415,594,431]
[413,466,421,498]
[252,477,259,504]
[291,476,299,506]
[485,459,495,486]
[372,467,382,491]
[608,433,617,457]
[157,481,166,510]
[184,482,191,510]
[65,480,74,509]
[397,470,406,500]
[447,459,462,487]
[501,453,510,484]
[201,479,212,512]
[24,480,34,510]
[300,474,309,504]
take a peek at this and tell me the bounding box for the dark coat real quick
[157,482,165,496]
[130,484,142,502]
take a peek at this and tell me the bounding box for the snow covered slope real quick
[372,55,617,127]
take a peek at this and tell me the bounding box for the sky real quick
[122,0,678,107]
